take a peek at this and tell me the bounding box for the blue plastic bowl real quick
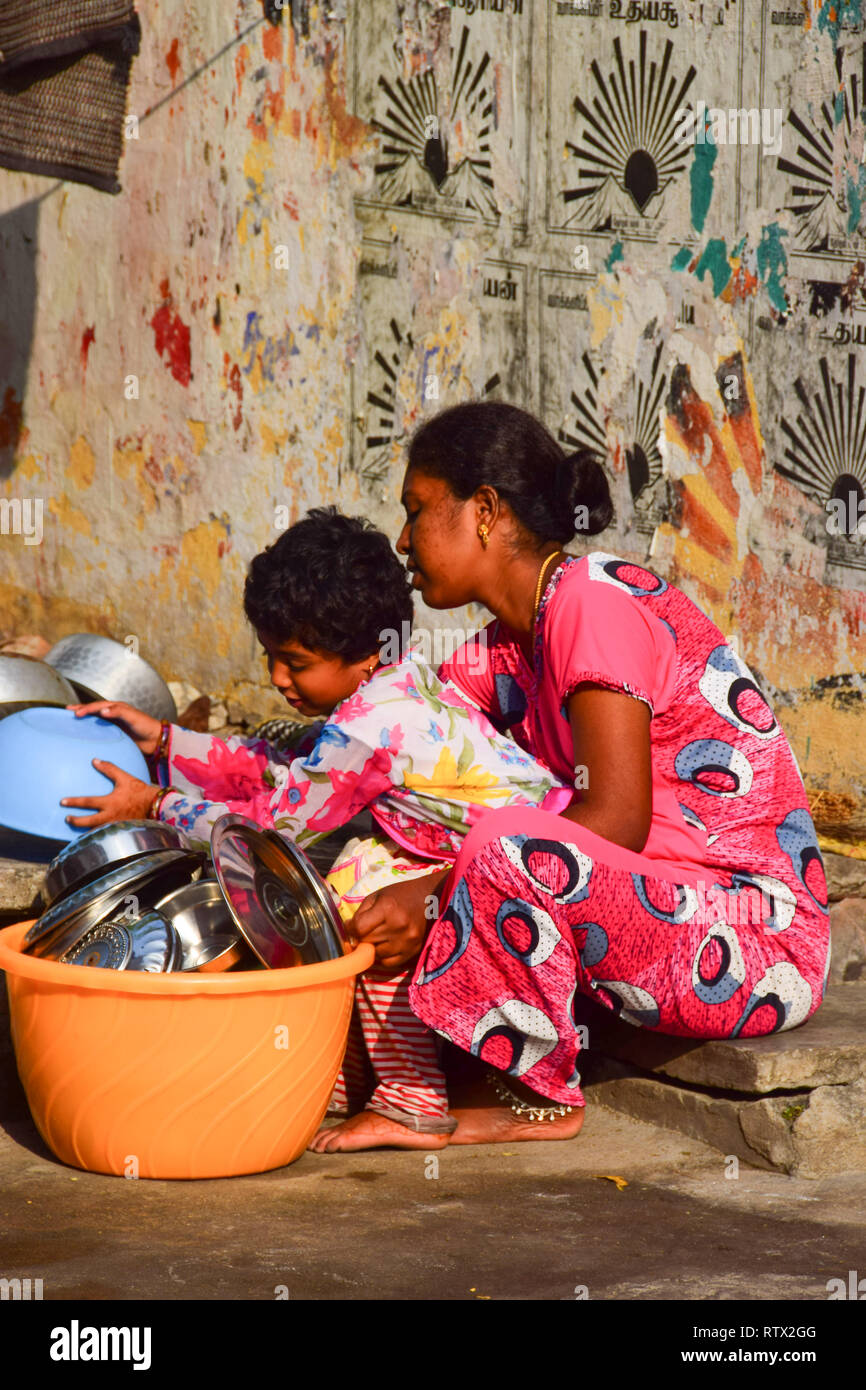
[0,707,151,843]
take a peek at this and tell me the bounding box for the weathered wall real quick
[0,0,864,822]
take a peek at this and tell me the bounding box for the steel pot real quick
[0,655,77,717]
[44,634,177,722]
[42,819,192,908]
[25,848,205,960]
[153,878,246,972]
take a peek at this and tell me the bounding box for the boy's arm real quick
[152,790,241,850]
[154,719,396,846]
[158,725,299,798]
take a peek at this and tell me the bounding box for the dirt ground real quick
[2,1091,864,1304]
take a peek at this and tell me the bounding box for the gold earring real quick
[478,523,489,549]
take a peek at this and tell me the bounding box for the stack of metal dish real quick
[27,826,211,972]
[26,814,348,975]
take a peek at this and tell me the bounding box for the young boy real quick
[63,508,571,1150]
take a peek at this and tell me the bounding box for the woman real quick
[351,400,831,1147]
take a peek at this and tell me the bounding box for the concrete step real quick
[584,1058,866,1179]
[580,981,866,1093]
[580,983,866,1177]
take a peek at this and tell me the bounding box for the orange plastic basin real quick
[0,921,374,1180]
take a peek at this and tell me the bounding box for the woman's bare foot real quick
[448,1075,585,1146]
[308,1110,451,1153]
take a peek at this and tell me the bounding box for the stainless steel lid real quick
[58,912,181,973]
[59,920,134,970]
[210,814,346,968]
[42,819,192,908]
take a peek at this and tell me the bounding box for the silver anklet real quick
[486,1070,575,1122]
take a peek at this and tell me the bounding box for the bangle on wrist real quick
[152,720,171,764]
[149,785,179,820]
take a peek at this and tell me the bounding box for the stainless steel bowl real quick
[0,655,77,717]
[43,819,192,908]
[44,634,177,722]
[153,878,245,972]
[126,911,183,972]
[26,848,206,960]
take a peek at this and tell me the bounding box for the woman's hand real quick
[66,701,163,756]
[60,763,161,830]
[351,869,450,970]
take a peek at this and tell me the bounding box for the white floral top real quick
[156,648,571,858]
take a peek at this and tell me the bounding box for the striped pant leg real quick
[357,966,454,1131]
[324,832,455,1130]
[327,999,374,1116]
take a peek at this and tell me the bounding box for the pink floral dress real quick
[407,554,832,1107]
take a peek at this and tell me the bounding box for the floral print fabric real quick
[155,646,571,852]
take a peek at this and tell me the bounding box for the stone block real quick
[829,898,866,984]
[167,679,202,711]
[822,850,866,903]
[584,1057,866,1177]
[0,858,44,915]
[579,983,866,1093]
[584,1057,786,1172]
[0,635,50,659]
[208,702,228,731]
[790,1078,866,1179]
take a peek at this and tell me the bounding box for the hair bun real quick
[556,449,614,539]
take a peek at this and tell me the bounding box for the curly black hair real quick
[243,507,414,663]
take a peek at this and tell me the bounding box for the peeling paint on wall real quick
[0,0,865,814]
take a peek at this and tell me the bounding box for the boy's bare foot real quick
[308,1111,451,1153]
[447,1075,585,1146]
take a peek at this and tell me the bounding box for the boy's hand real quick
[352,869,450,970]
[66,701,164,756]
[61,763,161,829]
